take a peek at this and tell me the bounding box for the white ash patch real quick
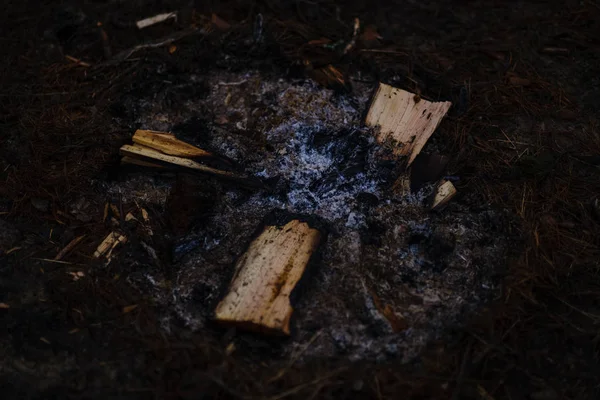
[108,69,511,363]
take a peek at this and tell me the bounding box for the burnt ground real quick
[1,0,599,399]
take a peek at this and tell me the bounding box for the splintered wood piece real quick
[132,130,213,159]
[214,220,321,335]
[120,144,251,182]
[93,232,127,259]
[136,12,177,29]
[365,83,452,165]
[430,180,457,210]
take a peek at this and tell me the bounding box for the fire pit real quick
[104,68,511,363]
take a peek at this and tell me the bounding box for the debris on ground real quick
[215,219,322,336]
[4,1,598,397]
[430,180,458,210]
[105,68,511,361]
[136,11,177,30]
[93,232,127,262]
[107,26,203,65]
[365,83,452,165]
[67,271,85,281]
[343,18,361,55]
[119,130,264,188]
[54,235,85,261]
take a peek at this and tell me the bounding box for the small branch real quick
[55,235,85,261]
[343,18,360,55]
[103,27,203,66]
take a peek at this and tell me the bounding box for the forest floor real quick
[1,1,599,399]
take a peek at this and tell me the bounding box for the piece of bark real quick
[430,180,457,210]
[132,129,214,159]
[214,220,321,335]
[136,12,177,29]
[119,144,262,188]
[365,83,452,165]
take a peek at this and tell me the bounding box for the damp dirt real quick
[103,67,512,363]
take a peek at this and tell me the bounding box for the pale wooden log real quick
[214,220,321,335]
[365,83,452,165]
[132,129,213,159]
[430,180,457,210]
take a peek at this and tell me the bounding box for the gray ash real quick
[104,69,511,363]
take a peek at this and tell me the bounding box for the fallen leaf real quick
[40,337,51,344]
[141,208,149,221]
[0,303,9,309]
[123,304,138,314]
[169,45,177,54]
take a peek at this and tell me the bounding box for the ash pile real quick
[100,65,511,363]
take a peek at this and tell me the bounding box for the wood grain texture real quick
[119,144,239,179]
[365,83,452,165]
[214,220,321,335]
[132,129,213,158]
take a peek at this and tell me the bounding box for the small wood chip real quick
[136,12,177,30]
[93,232,127,259]
[430,180,457,210]
[40,337,51,344]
